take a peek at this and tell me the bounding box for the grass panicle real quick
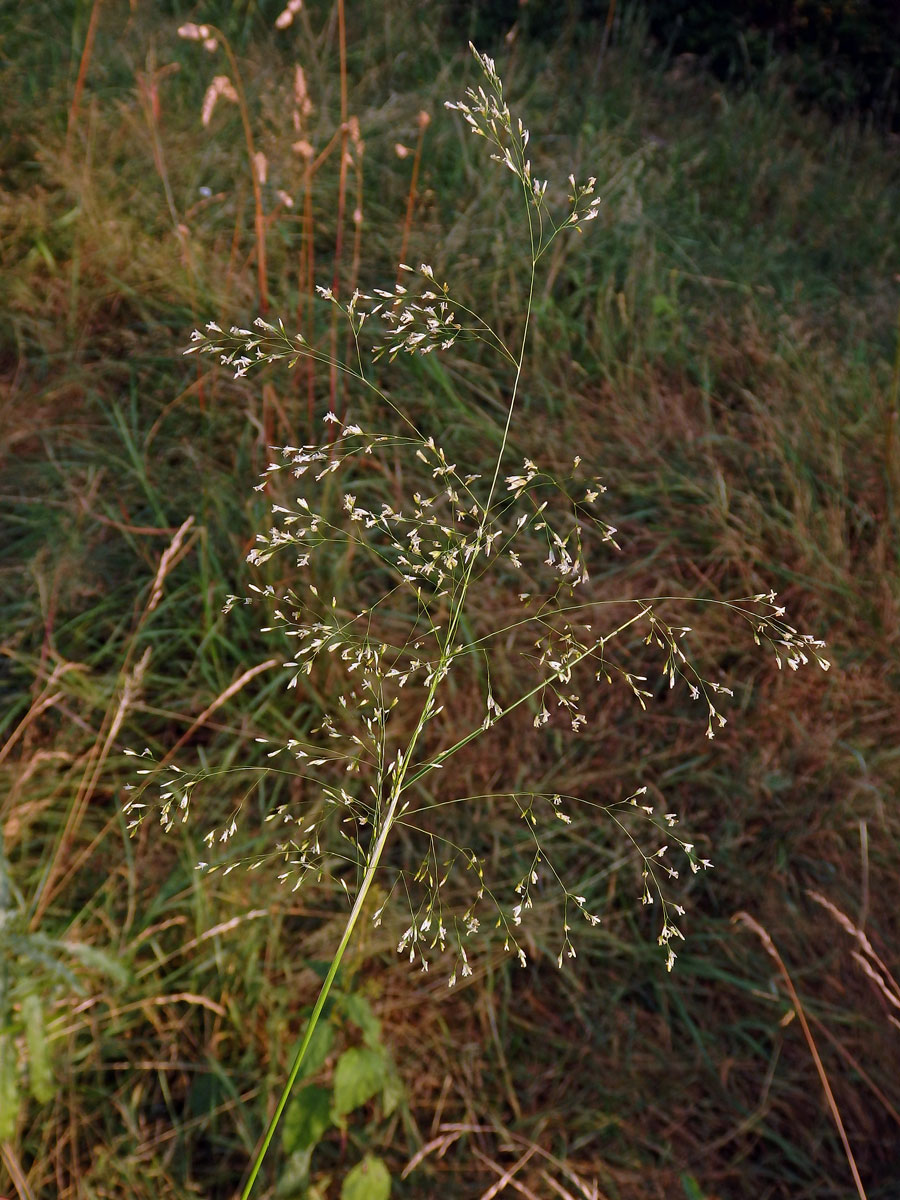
[126,45,827,1195]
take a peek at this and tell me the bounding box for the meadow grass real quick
[1,2,899,1198]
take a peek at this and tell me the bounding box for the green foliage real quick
[277,991,400,1197]
[0,1034,18,1141]
[331,1047,390,1121]
[340,1155,390,1200]
[290,1019,334,1080]
[21,993,54,1105]
[336,992,382,1049]
[282,1084,332,1153]
[0,832,130,1130]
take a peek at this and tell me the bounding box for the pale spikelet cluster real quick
[445,45,603,239]
[291,64,315,157]
[371,265,464,360]
[201,75,238,127]
[177,22,219,53]
[293,65,313,119]
[275,0,304,30]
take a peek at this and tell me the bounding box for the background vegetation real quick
[1,1,898,1197]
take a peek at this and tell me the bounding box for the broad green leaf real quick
[282,1084,332,1153]
[289,1018,334,1081]
[0,1034,19,1140]
[337,993,381,1048]
[331,1047,387,1119]
[275,1147,315,1197]
[22,992,54,1104]
[340,1155,390,1200]
[381,1065,405,1118]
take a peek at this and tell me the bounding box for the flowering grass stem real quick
[129,44,829,1194]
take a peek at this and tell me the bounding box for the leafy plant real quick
[0,831,130,1140]
[277,987,400,1198]
[127,42,828,1195]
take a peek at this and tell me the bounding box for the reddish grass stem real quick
[329,0,349,415]
[66,0,103,158]
[397,111,431,285]
[216,32,269,314]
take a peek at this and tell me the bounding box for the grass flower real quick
[128,44,828,1196]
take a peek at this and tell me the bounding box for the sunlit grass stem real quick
[144,44,829,1196]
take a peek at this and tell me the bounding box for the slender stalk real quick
[241,497,480,1192]
[136,52,204,406]
[299,158,316,435]
[329,0,349,415]
[341,119,366,426]
[396,111,430,288]
[294,130,344,435]
[239,797,394,1197]
[216,31,269,314]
